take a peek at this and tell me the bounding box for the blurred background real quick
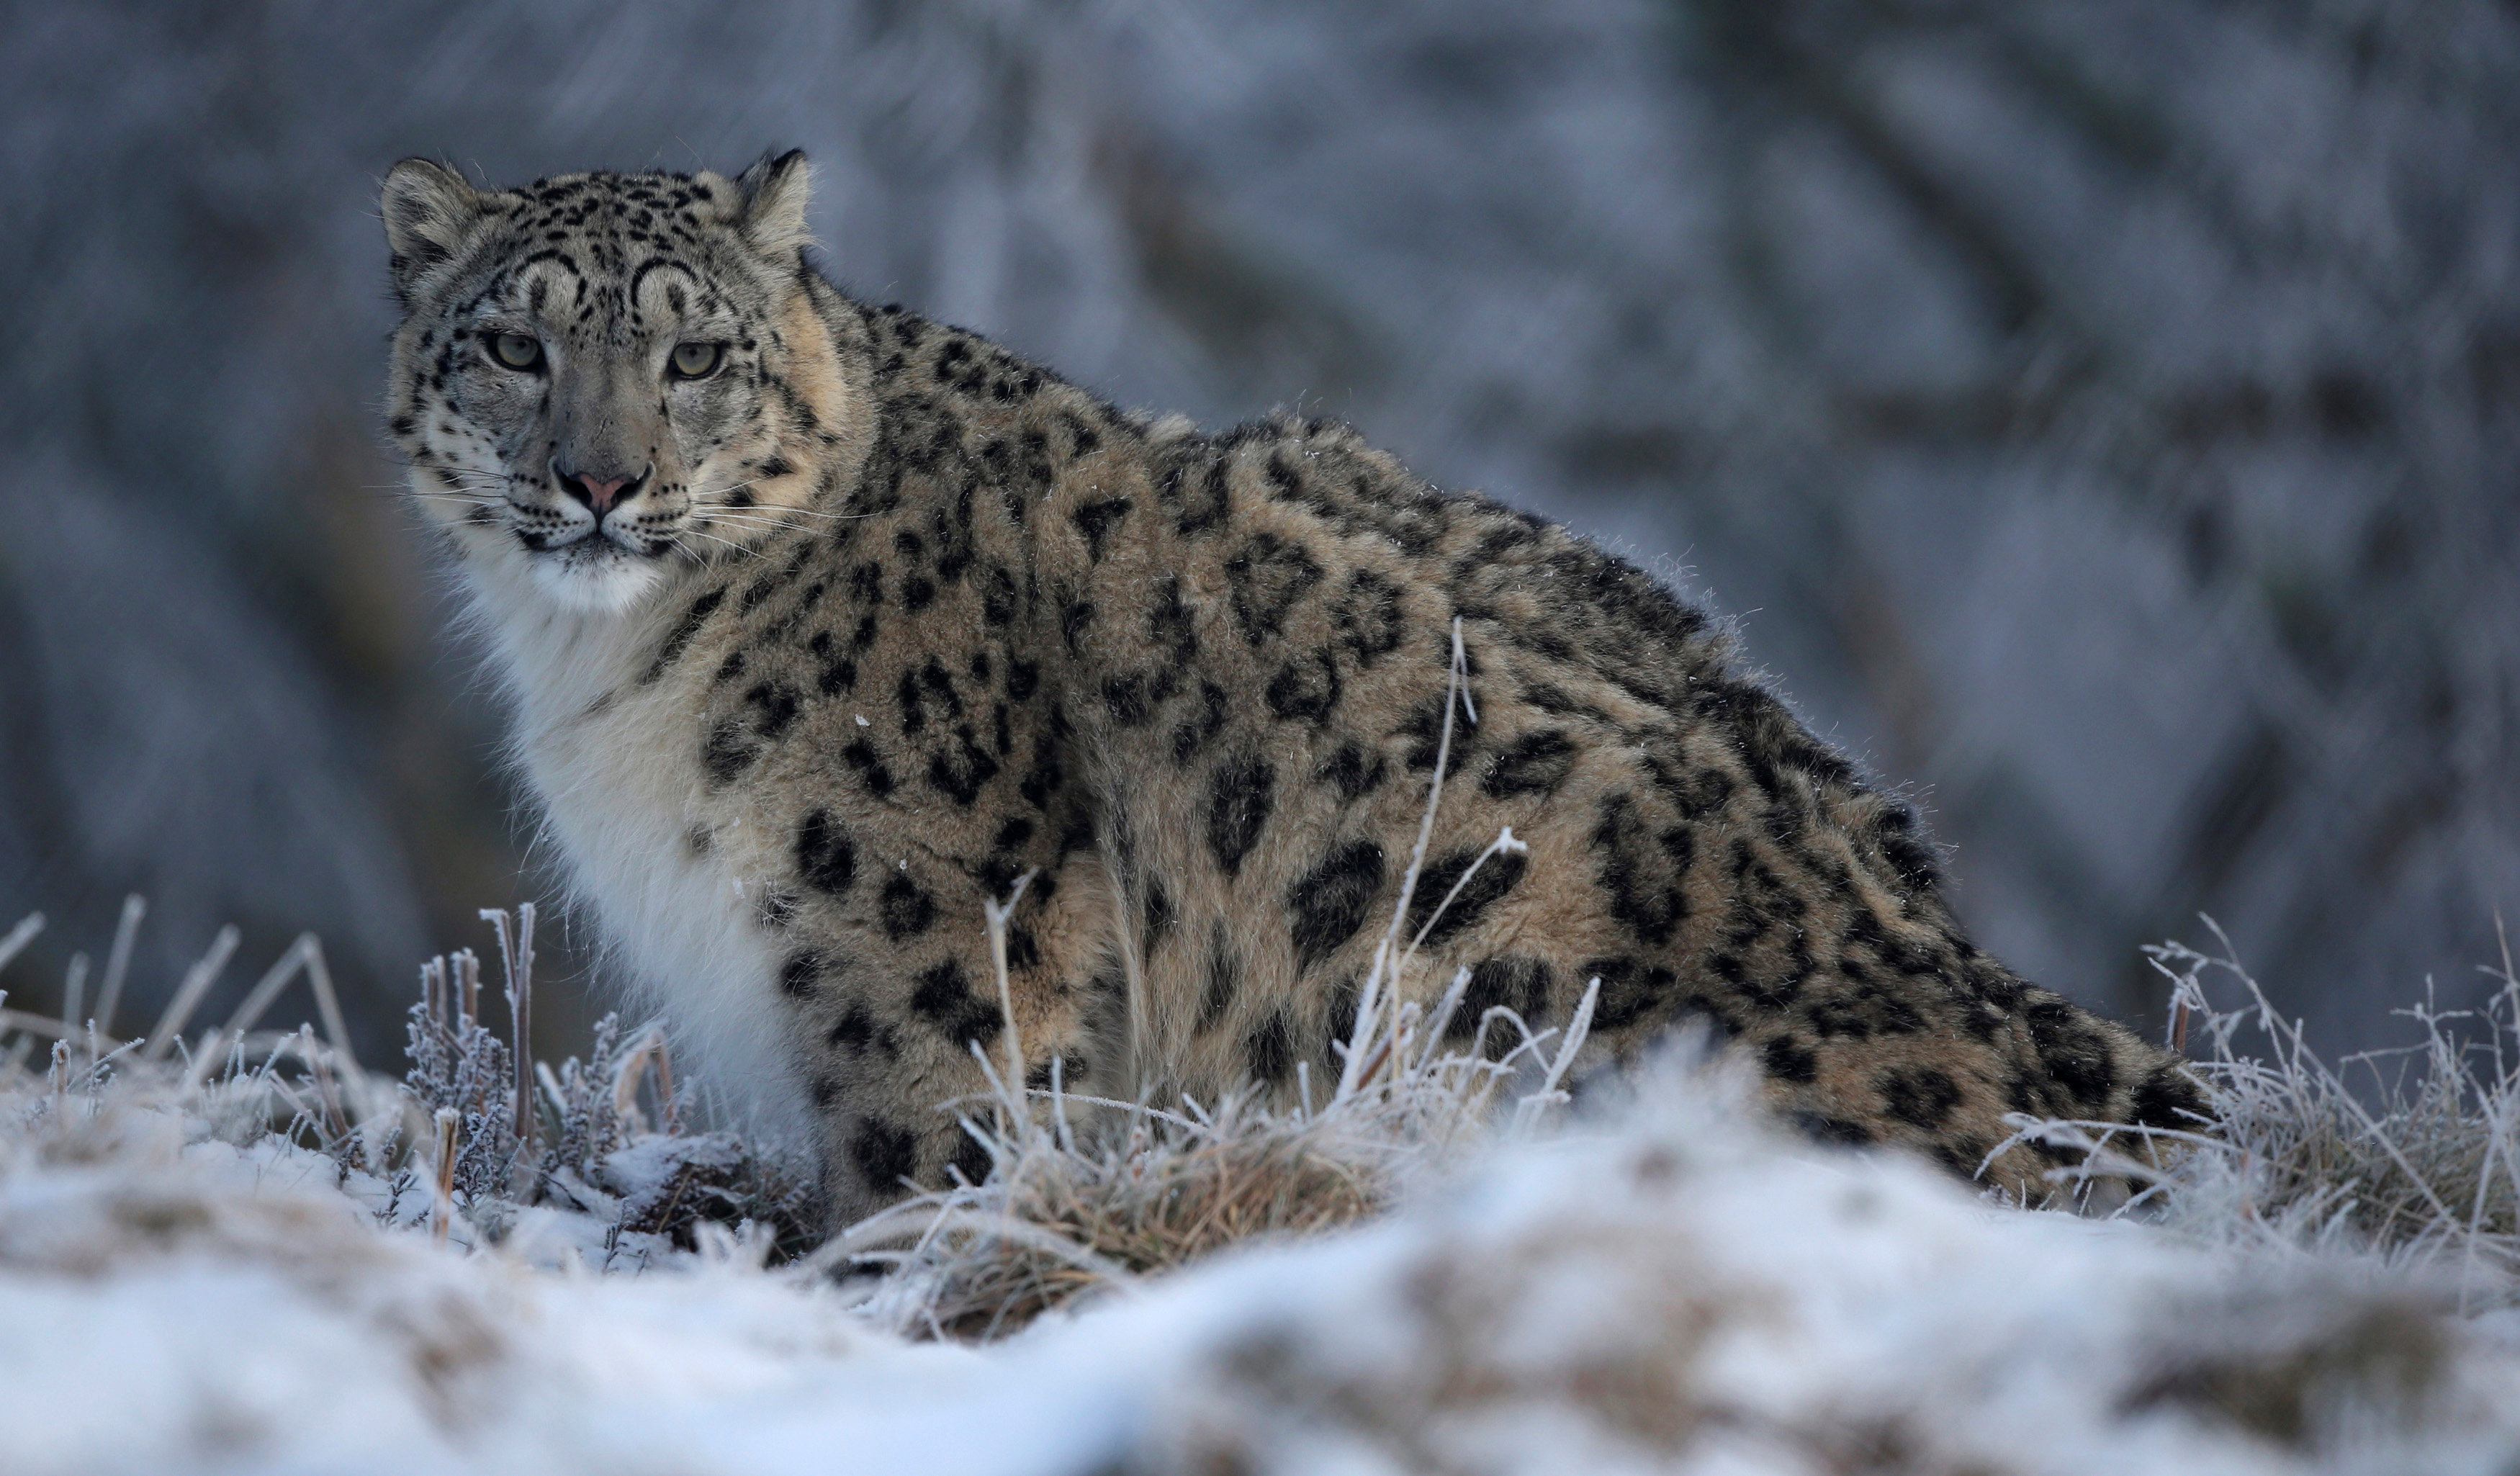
[1,0,2513,1065]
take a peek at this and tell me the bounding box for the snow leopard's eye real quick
[490,333,543,372]
[669,342,724,380]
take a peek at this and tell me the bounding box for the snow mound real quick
[5,1061,2519,1476]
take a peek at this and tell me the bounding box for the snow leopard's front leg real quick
[755,802,1122,1228]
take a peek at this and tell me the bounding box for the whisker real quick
[696,512,822,534]
[752,504,868,522]
[673,528,772,562]
[690,520,809,543]
[690,495,867,523]
[698,507,867,534]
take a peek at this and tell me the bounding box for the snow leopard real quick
[381,150,2203,1223]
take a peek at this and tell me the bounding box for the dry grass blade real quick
[142,924,240,1061]
[58,954,86,1038]
[481,904,536,1160]
[219,934,318,1039]
[92,894,145,1038]
[0,912,44,974]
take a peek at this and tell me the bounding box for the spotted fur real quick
[383,152,2203,1224]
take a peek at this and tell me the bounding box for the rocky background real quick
[2,0,2512,1059]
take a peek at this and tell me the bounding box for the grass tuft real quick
[0,900,816,1265]
[1994,918,2520,1307]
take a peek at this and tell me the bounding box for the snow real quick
[5,1064,2517,1475]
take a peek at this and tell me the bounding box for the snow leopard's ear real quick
[381,158,492,300]
[733,148,814,258]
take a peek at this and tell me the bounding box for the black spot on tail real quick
[2130,1062,2208,1130]
[1102,672,1156,727]
[981,566,1020,626]
[2024,994,2117,1107]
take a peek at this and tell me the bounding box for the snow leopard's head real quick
[381,151,860,612]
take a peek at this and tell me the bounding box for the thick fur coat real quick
[382,151,2202,1223]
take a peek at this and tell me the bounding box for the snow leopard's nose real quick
[554,464,645,516]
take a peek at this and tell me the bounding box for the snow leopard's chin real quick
[520,541,667,613]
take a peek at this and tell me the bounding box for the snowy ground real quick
[8,1056,2519,1476]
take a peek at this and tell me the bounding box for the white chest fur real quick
[466,564,811,1143]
